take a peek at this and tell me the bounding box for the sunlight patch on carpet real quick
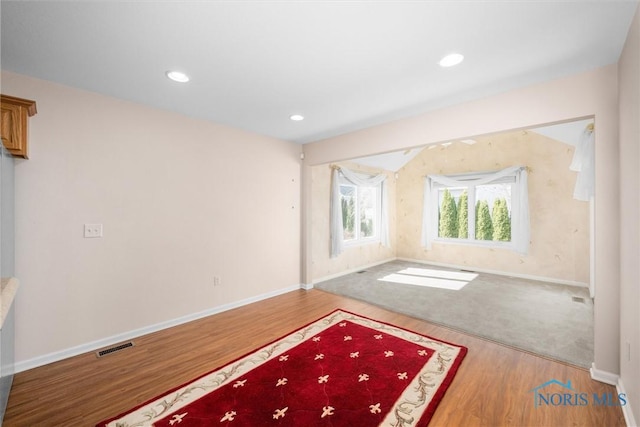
[379,267,477,290]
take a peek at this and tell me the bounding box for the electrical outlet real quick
[84,224,103,238]
[213,276,221,286]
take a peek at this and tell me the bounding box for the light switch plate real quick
[84,223,103,238]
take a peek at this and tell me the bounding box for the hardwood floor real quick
[4,289,625,426]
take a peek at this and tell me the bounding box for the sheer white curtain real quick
[330,166,389,258]
[420,176,436,250]
[421,166,530,254]
[330,168,344,258]
[570,127,595,201]
[511,168,530,254]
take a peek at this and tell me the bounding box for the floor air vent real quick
[572,296,586,303]
[96,341,134,358]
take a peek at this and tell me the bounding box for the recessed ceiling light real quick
[166,70,190,83]
[438,53,464,68]
[290,114,304,121]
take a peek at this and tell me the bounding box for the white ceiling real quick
[1,1,636,144]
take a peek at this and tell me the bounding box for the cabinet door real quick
[0,95,36,159]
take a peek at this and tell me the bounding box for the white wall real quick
[303,65,621,376]
[618,6,640,425]
[1,71,302,368]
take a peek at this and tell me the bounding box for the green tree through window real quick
[438,189,458,238]
[492,198,512,241]
[475,200,493,240]
[457,190,468,238]
[341,195,355,240]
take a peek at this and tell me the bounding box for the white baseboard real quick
[311,256,588,288]
[300,283,314,290]
[617,377,638,427]
[590,362,619,385]
[396,257,589,288]
[312,257,396,284]
[14,283,302,373]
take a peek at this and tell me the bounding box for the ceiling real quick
[1,1,636,144]
[349,118,595,172]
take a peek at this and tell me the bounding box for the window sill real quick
[433,238,515,251]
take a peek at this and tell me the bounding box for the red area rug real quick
[97,309,467,426]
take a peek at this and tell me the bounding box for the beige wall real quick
[396,131,590,284]
[311,162,395,281]
[618,5,640,425]
[2,71,302,367]
[303,65,620,375]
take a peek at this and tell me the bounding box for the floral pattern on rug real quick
[98,310,467,427]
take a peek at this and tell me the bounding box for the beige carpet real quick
[315,260,593,368]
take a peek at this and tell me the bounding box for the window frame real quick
[431,170,518,250]
[339,174,382,246]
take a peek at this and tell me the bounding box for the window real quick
[436,175,513,244]
[330,166,390,258]
[423,167,529,253]
[339,177,381,244]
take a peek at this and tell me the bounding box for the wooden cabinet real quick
[1,95,37,159]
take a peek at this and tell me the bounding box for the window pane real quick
[475,183,512,241]
[340,185,356,240]
[359,186,376,238]
[438,187,466,238]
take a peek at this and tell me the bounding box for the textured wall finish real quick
[396,130,590,284]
